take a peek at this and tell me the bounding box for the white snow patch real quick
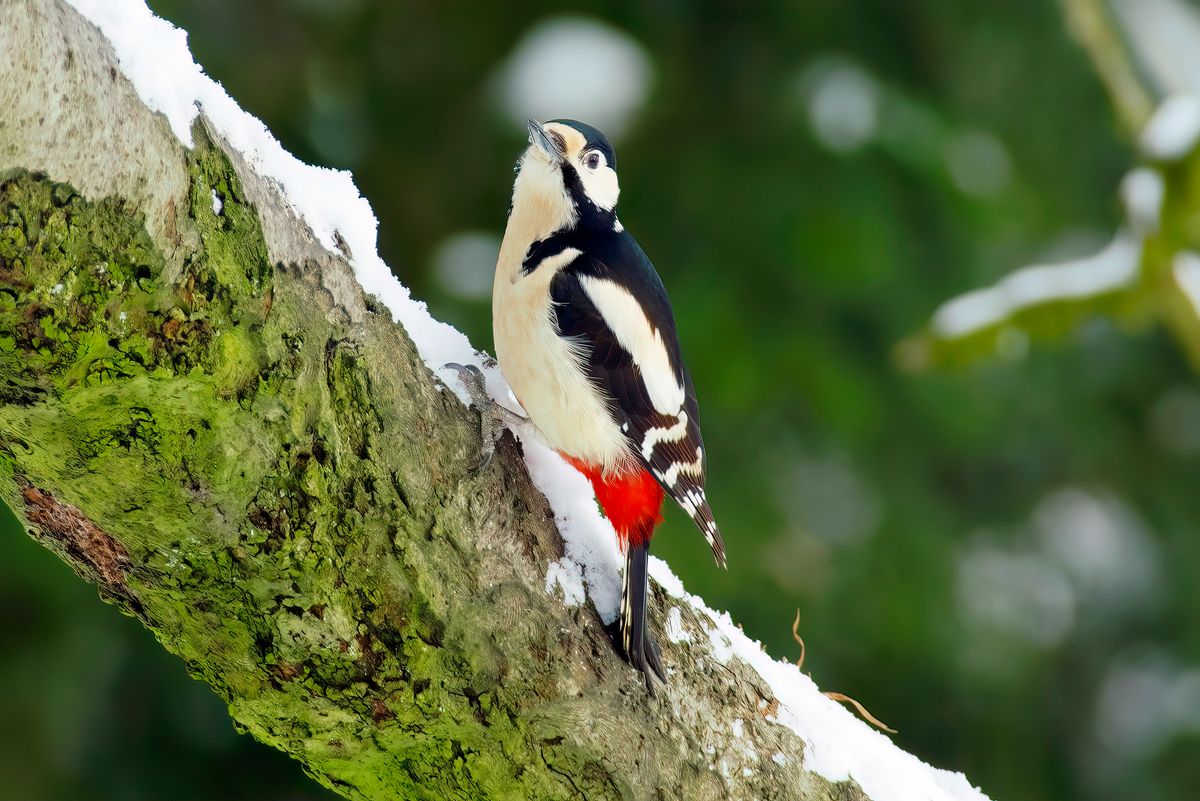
[729,717,759,771]
[932,232,1141,338]
[1140,94,1200,161]
[77,5,992,799]
[522,440,624,623]
[66,0,477,389]
[772,751,788,767]
[210,187,222,215]
[706,615,736,663]
[1121,168,1164,236]
[1173,251,1200,317]
[648,558,990,801]
[544,558,586,606]
[665,606,690,643]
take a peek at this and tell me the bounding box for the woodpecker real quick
[490,119,725,692]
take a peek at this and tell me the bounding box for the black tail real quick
[620,542,667,694]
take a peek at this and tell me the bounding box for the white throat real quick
[510,149,577,239]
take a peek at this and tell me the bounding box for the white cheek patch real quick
[578,164,620,210]
[578,276,685,415]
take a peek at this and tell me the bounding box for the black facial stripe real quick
[560,163,585,202]
[560,163,615,230]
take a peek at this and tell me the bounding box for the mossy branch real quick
[0,1,902,800]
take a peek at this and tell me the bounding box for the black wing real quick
[550,234,725,566]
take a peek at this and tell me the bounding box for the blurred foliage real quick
[4,1,1200,800]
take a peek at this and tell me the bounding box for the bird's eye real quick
[586,152,601,170]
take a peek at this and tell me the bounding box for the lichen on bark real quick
[0,133,869,800]
[0,2,893,798]
[0,135,593,800]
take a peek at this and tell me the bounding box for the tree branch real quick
[1059,0,1155,136]
[0,2,988,800]
[905,3,1200,373]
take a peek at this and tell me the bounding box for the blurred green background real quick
[4,1,1200,800]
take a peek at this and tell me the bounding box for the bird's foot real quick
[445,363,526,472]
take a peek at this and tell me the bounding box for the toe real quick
[645,636,667,685]
[472,443,495,473]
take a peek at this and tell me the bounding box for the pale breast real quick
[493,246,631,472]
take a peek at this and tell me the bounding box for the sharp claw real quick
[473,444,495,474]
[445,362,507,472]
[444,362,484,406]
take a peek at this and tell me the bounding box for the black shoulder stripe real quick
[521,230,578,275]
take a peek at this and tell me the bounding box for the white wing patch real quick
[578,275,685,415]
[661,446,704,487]
[641,411,689,459]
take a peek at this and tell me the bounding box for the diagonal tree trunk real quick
[0,2,988,800]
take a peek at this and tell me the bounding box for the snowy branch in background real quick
[904,0,1200,372]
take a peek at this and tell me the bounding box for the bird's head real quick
[514,119,620,228]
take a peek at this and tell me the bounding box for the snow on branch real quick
[3,1,996,798]
[906,1,1200,372]
[900,223,1150,372]
[929,232,1142,340]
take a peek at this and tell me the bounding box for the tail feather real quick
[621,542,666,692]
[673,491,724,569]
[559,454,672,692]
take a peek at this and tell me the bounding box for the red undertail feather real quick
[561,455,664,548]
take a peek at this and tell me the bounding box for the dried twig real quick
[790,610,897,735]
[792,609,807,671]
[825,692,898,735]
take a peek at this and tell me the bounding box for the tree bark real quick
[0,2,956,800]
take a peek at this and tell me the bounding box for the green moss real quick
[0,132,601,800]
[1,129,853,801]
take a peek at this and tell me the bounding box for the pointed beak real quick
[527,119,561,163]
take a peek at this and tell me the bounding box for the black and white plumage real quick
[491,119,725,691]
[543,230,725,566]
